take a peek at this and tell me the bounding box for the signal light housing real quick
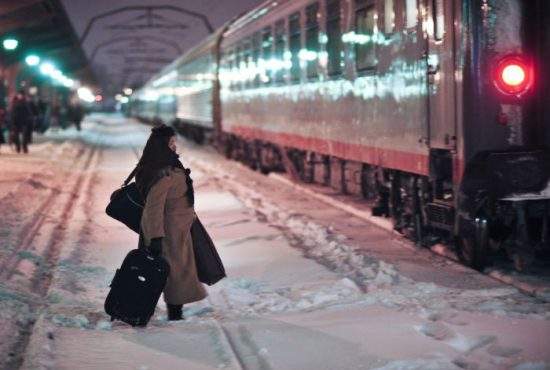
[492,55,533,98]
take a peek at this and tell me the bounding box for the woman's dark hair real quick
[138,124,176,167]
[135,124,194,205]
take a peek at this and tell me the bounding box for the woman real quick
[135,124,207,321]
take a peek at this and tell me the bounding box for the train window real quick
[226,49,234,90]
[384,0,394,33]
[235,45,242,90]
[326,0,342,76]
[405,0,418,29]
[305,2,320,79]
[433,0,444,40]
[327,0,342,76]
[261,26,273,84]
[355,2,377,71]
[243,38,252,88]
[289,12,302,82]
[252,32,261,87]
[274,19,286,83]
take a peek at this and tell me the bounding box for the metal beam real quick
[123,56,173,64]
[80,5,213,45]
[89,35,182,62]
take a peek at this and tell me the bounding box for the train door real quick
[425,0,457,152]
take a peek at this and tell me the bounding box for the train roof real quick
[139,0,287,90]
[141,27,225,89]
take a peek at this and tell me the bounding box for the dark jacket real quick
[11,99,33,129]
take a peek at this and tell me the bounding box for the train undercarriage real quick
[218,132,550,272]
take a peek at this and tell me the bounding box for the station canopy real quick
[0,0,94,85]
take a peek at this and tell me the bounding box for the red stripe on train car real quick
[228,125,430,176]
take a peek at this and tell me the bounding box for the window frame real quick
[261,26,273,85]
[252,32,262,87]
[305,2,320,79]
[404,0,418,30]
[432,0,445,41]
[288,11,302,83]
[383,0,395,34]
[274,19,286,84]
[326,0,342,77]
[354,1,377,72]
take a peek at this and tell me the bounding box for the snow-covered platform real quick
[0,114,549,370]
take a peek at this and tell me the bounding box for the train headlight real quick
[492,55,533,98]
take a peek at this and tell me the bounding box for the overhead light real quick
[39,62,55,75]
[63,78,75,88]
[3,38,18,50]
[25,55,40,66]
[77,87,95,103]
[123,88,133,95]
[52,69,63,79]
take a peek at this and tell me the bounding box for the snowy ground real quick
[0,114,549,370]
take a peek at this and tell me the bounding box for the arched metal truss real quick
[90,35,182,62]
[80,5,214,45]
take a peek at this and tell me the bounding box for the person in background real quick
[10,91,34,154]
[36,98,48,133]
[0,108,6,153]
[69,101,85,131]
[50,101,60,130]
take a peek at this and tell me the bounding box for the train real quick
[129,0,550,271]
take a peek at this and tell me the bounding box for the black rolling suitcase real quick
[105,248,170,327]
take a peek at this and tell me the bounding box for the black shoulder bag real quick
[105,167,144,233]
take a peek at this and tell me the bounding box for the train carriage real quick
[131,0,550,270]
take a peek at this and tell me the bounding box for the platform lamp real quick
[2,38,19,51]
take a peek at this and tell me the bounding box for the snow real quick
[0,115,548,370]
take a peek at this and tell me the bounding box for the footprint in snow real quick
[487,344,523,358]
[417,322,455,341]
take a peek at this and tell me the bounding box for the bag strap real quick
[123,166,139,186]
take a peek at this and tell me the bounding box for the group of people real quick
[0,90,85,154]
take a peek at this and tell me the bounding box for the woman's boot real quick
[167,303,184,321]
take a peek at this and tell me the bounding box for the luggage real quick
[106,167,144,233]
[105,248,170,327]
[191,217,226,285]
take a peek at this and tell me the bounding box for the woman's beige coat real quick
[141,167,207,305]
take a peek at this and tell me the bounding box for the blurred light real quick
[29,86,38,95]
[95,95,103,102]
[61,77,75,88]
[115,94,123,101]
[120,96,129,104]
[501,64,525,87]
[25,55,40,66]
[51,69,63,79]
[493,55,533,97]
[123,88,133,95]
[3,38,18,50]
[39,62,55,75]
[77,87,95,103]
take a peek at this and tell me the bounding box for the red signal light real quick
[492,55,533,97]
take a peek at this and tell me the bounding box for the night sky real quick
[61,0,265,95]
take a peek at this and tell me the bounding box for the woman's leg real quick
[166,303,183,321]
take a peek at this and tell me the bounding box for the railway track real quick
[1,142,101,370]
[0,147,87,282]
